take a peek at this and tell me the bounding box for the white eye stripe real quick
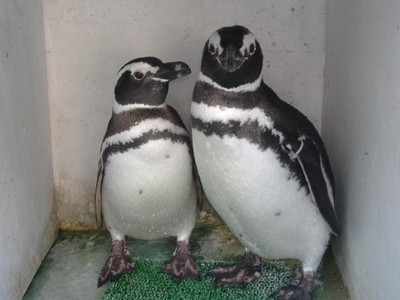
[208,32,257,56]
[208,31,223,55]
[116,62,159,83]
[240,33,257,56]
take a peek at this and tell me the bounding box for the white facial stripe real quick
[198,72,262,93]
[239,33,256,56]
[101,118,188,155]
[116,62,159,82]
[113,101,166,114]
[208,31,223,55]
[191,102,284,143]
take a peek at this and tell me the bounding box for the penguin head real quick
[114,57,190,112]
[200,25,263,89]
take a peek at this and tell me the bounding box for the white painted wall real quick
[1,1,397,297]
[43,0,327,228]
[0,1,58,299]
[323,1,400,299]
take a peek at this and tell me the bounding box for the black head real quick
[200,25,263,89]
[114,57,190,113]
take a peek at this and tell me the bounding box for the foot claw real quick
[98,240,134,287]
[208,265,237,276]
[272,285,312,300]
[272,271,315,299]
[209,252,261,288]
[164,241,200,281]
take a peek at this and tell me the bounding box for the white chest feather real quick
[192,130,331,271]
[102,139,196,241]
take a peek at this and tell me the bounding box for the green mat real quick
[103,258,294,300]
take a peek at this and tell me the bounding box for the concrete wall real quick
[323,1,400,299]
[0,1,58,298]
[2,1,397,298]
[43,0,327,228]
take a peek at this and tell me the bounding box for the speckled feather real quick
[191,26,339,278]
[96,58,200,285]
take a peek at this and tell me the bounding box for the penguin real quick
[191,25,339,299]
[96,57,200,287]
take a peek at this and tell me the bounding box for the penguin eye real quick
[248,43,256,56]
[133,72,144,80]
[208,43,217,55]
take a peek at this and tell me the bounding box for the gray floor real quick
[23,212,349,300]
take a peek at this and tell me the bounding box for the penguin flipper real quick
[192,161,205,211]
[94,158,104,228]
[287,137,340,235]
[166,104,205,210]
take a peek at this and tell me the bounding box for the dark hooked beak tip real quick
[154,61,191,81]
[174,62,191,76]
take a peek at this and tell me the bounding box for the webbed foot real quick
[98,240,134,287]
[272,285,313,300]
[164,241,200,281]
[272,272,314,300]
[209,251,262,288]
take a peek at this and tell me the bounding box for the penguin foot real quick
[272,285,312,300]
[98,240,134,287]
[164,241,200,281]
[272,272,314,300]
[209,251,262,288]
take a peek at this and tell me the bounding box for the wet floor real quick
[23,211,348,299]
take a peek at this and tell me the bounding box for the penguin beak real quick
[217,44,246,73]
[153,62,191,82]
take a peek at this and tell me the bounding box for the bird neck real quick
[112,101,167,114]
[197,71,262,93]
